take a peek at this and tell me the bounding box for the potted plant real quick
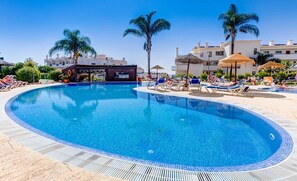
[61,75,70,83]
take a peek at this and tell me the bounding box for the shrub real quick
[274,71,288,81]
[48,70,62,81]
[200,73,208,81]
[40,73,48,79]
[257,71,270,79]
[288,71,296,79]
[216,72,223,78]
[216,69,223,74]
[10,62,24,75]
[237,74,245,80]
[0,66,12,78]
[244,72,252,79]
[16,66,41,83]
[38,66,56,73]
[175,74,185,78]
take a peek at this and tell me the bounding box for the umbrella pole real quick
[157,69,158,79]
[185,59,190,89]
[230,64,233,79]
[234,61,237,82]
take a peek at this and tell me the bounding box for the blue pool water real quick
[6,83,293,171]
[259,86,297,94]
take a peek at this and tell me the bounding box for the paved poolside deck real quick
[1,84,297,180]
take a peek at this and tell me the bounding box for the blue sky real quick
[0,0,297,73]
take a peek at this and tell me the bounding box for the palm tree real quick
[123,11,171,76]
[49,29,97,64]
[255,52,273,65]
[219,4,259,77]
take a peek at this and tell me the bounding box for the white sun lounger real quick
[205,84,246,95]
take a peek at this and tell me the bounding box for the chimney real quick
[196,42,200,48]
[287,40,293,46]
[46,55,48,60]
[123,57,125,61]
[176,47,179,57]
[220,42,224,48]
[56,54,60,58]
[269,40,275,46]
[205,42,208,48]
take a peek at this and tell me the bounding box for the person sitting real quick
[165,74,172,86]
[281,81,287,88]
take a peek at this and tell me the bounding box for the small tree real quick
[16,66,41,83]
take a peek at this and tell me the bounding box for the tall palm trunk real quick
[147,40,152,76]
[229,34,235,78]
[74,51,79,64]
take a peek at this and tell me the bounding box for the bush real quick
[200,73,208,81]
[38,66,56,73]
[0,66,12,78]
[10,62,24,75]
[274,71,288,81]
[288,71,296,79]
[237,74,245,80]
[216,72,223,78]
[257,71,270,79]
[216,69,223,74]
[16,66,41,83]
[40,73,48,79]
[48,70,62,81]
[244,72,252,79]
[175,74,185,78]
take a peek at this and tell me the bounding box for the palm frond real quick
[225,34,231,40]
[151,18,171,36]
[229,4,238,14]
[143,42,148,51]
[239,24,260,36]
[123,28,144,37]
[129,16,148,35]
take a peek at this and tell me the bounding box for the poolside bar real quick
[62,64,137,82]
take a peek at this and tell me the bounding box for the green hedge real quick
[48,70,62,81]
[16,66,41,83]
[200,73,208,81]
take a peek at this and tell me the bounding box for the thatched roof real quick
[175,53,204,64]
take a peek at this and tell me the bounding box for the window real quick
[254,48,257,55]
[215,51,224,56]
[210,61,218,66]
[200,53,204,57]
[295,51,297,53]
[208,52,212,57]
[263,51,269,54]
[275,51,282,54]
[286,51,291,54]
[91,63,96,65]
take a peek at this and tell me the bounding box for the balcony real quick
[273,53,297,60]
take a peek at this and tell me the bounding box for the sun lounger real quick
[147,78,169,91]
[170,81,185,91]
[205,84,246,95]
[0,84,10,92]
[189,78,201,92]
[0,80,17,89]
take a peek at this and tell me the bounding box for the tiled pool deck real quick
[1,84,297,181]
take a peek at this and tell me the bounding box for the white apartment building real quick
[175,40,297,76]
[44,53,127,69]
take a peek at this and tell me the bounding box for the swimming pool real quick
[259,86,297,94]
[5,83,293,171]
